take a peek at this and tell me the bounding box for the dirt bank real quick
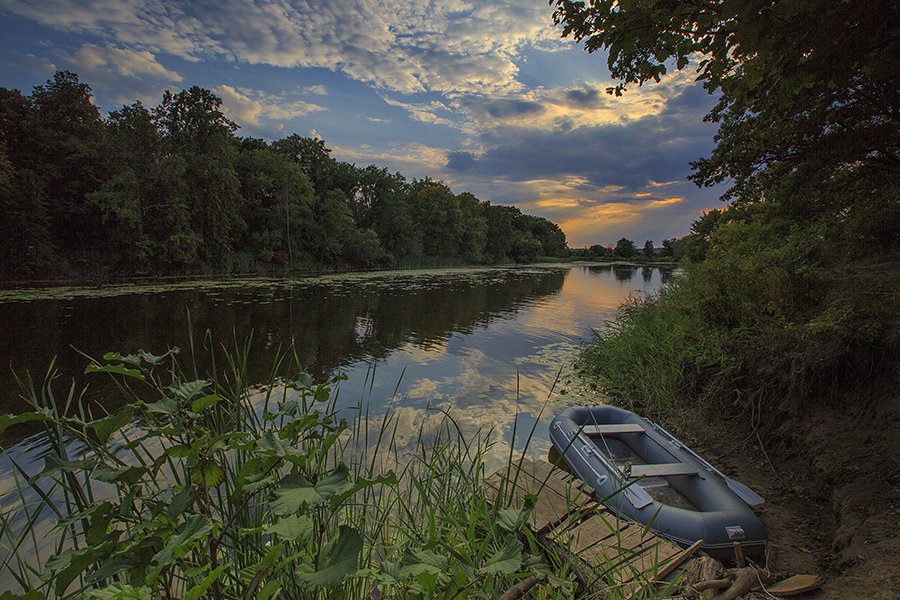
[674,372,900,599]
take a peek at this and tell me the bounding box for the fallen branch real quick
[713,568,755,600]
[498,575,542,600]
[692,577,732,592]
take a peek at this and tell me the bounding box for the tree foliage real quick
[613,237,636,258]
[562,1,900,426]
[552,0,899,204]
[0,73,569,278]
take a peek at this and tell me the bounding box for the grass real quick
[0,330,679,599]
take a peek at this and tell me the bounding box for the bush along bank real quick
[576,202,900,595]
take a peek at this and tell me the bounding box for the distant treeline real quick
[0,72,568,280]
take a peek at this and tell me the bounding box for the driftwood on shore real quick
[677,553,820,599]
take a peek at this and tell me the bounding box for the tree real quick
[484,204,521,262]
[613,237,636,258]
[551,1,899,207]
[660,238,675,258]
[272,135,343,200]
[88,102,162,270]
[510,231,543,264]
[455,192,488,262]
[155,87,243,265]
[410,180,462,258]
[234,144,315,268]
[523,214,569,257]
[30,71,108,256]
[642,240,654,258]
[0,88,55,275]
[588,244,607,257]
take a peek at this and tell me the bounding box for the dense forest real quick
[0,72,568,280]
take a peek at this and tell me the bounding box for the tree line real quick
[571,237,677,260]
[0,72,568,280]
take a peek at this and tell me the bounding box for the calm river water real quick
[0,264,670,583]
[0,264,670,473]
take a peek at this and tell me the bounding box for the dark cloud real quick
[449,85,719,198]
[482,98,544,119]
[564,86,601,107]
[446,150,477,171]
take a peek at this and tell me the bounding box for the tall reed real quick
[0,332,669,598]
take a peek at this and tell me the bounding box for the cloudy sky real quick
[0,0,726,246]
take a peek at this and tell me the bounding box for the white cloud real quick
[1,0,557,95]
[380,95,461,130]
[303,84,328,96]
[215,84,326,128]
[70,43,182,82]
[330,141,448,176]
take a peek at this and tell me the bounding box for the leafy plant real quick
[0,334,588,599]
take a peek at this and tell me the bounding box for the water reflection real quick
[0,269,564,414]
[0,265,667,458]
[0,265,672,587]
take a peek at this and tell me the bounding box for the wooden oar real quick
[646,419,766,506]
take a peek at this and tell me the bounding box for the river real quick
[0,264,670,454]
[0,263,670,588]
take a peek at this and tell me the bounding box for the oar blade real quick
[726,477,765,506]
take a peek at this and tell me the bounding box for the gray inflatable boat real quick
[550,405,767,560]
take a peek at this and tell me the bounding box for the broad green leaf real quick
[167,485,193,520]
[0,591,42,599]
[257,580,282,600]
[86,556,132,584]
[138,348,178,366]
[523,553,551,578]
[237,456,280,492]
[0,411,50,434]
[85,584,152,599]
[42,455,95,475]
[93,463,146,486]
[295,525,362,587]
[441,570,470,600]
[91,408,133,443]
[85,363,145,380]
[183,563,228,600]
[145,398,178,415]
[415,570,440,594]
[329,471,398,509]
[168,379,209,401]
[271,465,351,515]
[191,394,221,413]
[497,506,528,532]
[191,461,225,488]
[152,515,213,567]
[46,544,110,597]
[265,514,314,542]
[278,413,320,439]
[166,444,193,459]
[477,540,523,576]
[102,352,141,366]
[398,548,448,578]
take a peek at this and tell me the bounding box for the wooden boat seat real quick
[582,423,646,435]
[629,463,699,478]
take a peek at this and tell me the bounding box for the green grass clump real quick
[0,333,596,599]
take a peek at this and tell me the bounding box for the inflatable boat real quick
[549,405,767,560]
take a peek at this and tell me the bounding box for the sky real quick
[0,0,727,247]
